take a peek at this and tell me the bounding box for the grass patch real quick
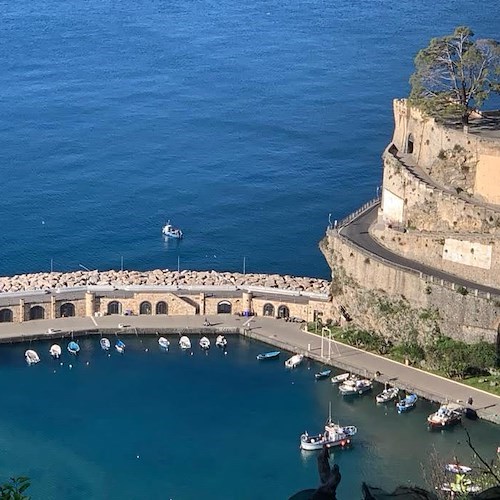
[461,375,500,397]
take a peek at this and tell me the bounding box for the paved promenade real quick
[1,314,499,423]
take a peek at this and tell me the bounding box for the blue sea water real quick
[0,335,497,499]
[1,0,498,279]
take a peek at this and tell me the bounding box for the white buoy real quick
[145,348,149,352]
[86,361,90,365]
[136,455,140,459]
[60,362,63,366]
[69,364,73,369]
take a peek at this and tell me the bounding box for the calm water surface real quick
[1,0,498,278]
[0,335,497,499]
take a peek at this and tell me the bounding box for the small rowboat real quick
[158,337,170,349]
[396,393,417,413]
[49,344,62,359]
[215,335,227,348]
[25,349,40,365]
[256,351,280,361]
[315,369,332,380]
[100,338,111,351]
[199,337,210,350]
[179,336,191,350]
[115,339,126,353]
[67,341,80,355]
[331,372,350,384]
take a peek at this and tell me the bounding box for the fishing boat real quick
[100,338,111,351]
[256,351,280,361]
[179,336,191,349]
[300,403,357,451]
[315,369,332,380]
[158,337,170,349]
[67,341,80,355]
[331,372,350,384]
[396,393,417,413]
[49,344,62,359]
[25,349,40,365]
[162,220,183,239]
[199,337,210,350]
[285,354,304,369]
[339,378,372,396]
[215,335,227,348]
[427,403,463,429]
[115,339,126,353]
[375,386,399,404]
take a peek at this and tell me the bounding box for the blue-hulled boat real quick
[115,339,126,353]
[67,341,80,355]
[396,393,417,413]
[256,351,280,361]
[315,369,332,380]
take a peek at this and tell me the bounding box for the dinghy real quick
[445,463,472,474]
[376,386,399,404]
[49,344,62,359]
[330,372,350,384]
[215,335,227,348]
[179,336,191,349]
[158,337,170,349]
[339,378,372,396]
[256,351,280,361]
[284,354,304,369]
[67,341,80,355]
[100,338,111,351]
[199,337,210,350]
[115,339,126,353]
[315,369,332,380]
[396,393,417,413]
[25,349,40,365]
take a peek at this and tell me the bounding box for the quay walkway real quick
[0,314,499,424]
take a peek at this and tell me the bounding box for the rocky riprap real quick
[0,270,330,295]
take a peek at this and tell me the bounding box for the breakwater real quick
[0,269,330,295]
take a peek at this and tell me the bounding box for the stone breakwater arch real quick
[0,269,333,324]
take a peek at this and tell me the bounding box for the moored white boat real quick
[445,463,472,474]
[315,369,332,380]
[215,335,227,348]
[158,337,170,349]
[49,344,62,359]
[179,335,191,349]
[427,403,463,429]
[67,341,80,355]
[115,339,126,353]
[331,372,350,384]
[100,338,111,351]
[25,349,40,365]
[256,351,280,361]
[339,378,372,396]
[284,354,304,369]
[199,336,210,350]
[376,386,399,404]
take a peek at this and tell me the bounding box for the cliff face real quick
[321,100,500,343]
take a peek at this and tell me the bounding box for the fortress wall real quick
[381,153,500,234]
[392,99,500,204]
[323,232,500,343]
[370,226,500,289]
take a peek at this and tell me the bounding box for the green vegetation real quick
[308,323,498,394]
[0,477,30,500]
[409,26,500,126]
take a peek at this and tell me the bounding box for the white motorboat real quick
[49,344,62,359]
[100,338,111,351]
[445,463,472,474]
[375,386,399,404]
[300,404,357,451]
[339,378,372,396]
[427,403,463,429]
[25,349,40,365]
[285,354,304,369]
[158,337,170,349]
[331,372,350,384]
[215,335,227,348]
[179,335,191,349]
[199,336,210,350]
[162,220,183,239]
